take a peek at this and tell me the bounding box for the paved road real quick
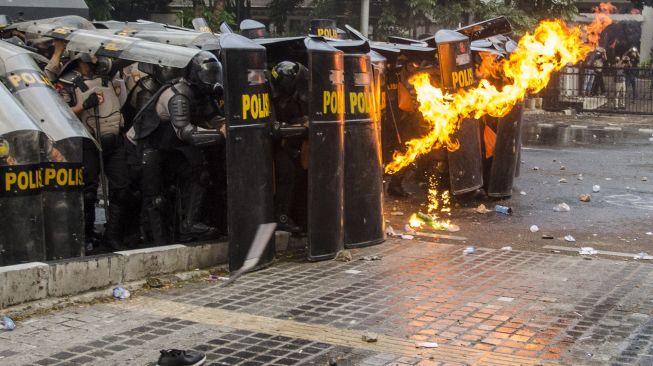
[2,239,653,365]
[387,112,653,256]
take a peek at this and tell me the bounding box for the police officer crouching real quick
[128,52,224,245]
[270,61,309,234]
[54,52,130,252]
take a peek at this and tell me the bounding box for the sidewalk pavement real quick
[2,238,653,365]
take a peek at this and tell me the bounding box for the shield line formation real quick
[0,14,520,270]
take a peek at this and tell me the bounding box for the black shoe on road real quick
[157,349,206,366]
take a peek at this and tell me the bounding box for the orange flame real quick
[385,5,615,174]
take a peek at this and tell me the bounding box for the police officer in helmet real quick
[53,50,131,252]
[129,51,224,245]
[270,60,309,234]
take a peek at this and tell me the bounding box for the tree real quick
[177,0,235,30]
[86,0,112,20]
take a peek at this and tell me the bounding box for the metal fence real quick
[539,66,653,114]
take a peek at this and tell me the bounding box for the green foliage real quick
[177,1,235,30]
[86,0,112,20]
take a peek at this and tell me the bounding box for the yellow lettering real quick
[349,92,357,114]
[21,72,35,85]
[45,168,56,186]
[452,71,459,89]
[7,74,21,88]
[357,93,365,113]
[467,68,473,85]
[262,93,270,118]
[330,91,338,114]
[5,172,16,191]
[17,172,28,190]
[242,94,250,120]
[56,168,66,187]
[323,91,330,114]
[251,94,259,119]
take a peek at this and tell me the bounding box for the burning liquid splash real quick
[408,178,455,232]
[385,4,615,174]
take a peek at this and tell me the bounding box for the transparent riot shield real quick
[0,84,46,265]
[0,42,91,260]
[221,33,276,272]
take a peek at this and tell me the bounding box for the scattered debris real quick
[415,342,439,348]
[643,177,648,182]
[564,235,576,242]
[385,226,397,237]
[592,185,600,192]
[551,249,561,253]
[558,178,567,183]
[359,255,382,261]
[334,250,353,262]
[498,296,514,302]
[579,247,598,255]
[577,174,584,181]
[112,287,130,300]
[474,204,492,214]
[560,166,566,170]
[553,203,570,212]
[390,211,404,216]
[501,246,512,251]
[146,277,168,288]
[0,316,15,331]
[463,246,476,255]
[634,253,653,260]
[404,224,417,235]
[206,275,220,281]
[344,269,362,275]
[362,332,379,343]
[519,191,527,196]
[605,177,612,181]
[495,205,513,215]
[447,224,460,232]
[400,234,414,240]
[530,225,540,233]
[533,166,539,170]
[542,234,554,239]
[646,232,653,236]
[579,194,591,202]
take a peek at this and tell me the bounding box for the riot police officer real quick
[129,52,224,245]
[53,50,131,252]
[270,61,309,233]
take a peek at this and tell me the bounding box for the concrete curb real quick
[0,241,228,309]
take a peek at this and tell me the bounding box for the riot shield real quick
[0,83,46,265]
[332,41,384,249]
[306,37,345,261]
[487,103,523,197]
[103,30,220,52]
[0,41,93,260]
[435,30,483,195]
[221,33,275,272]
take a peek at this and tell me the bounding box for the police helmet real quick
[189,51,223,95]
[271,61,307,96]
[0,138,9,158]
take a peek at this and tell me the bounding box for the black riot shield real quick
[221,33,275,272]
[0,41,94,260]
[332,43,384,249]
[0,83,46,265]
[306,38,345,261]
[435,30,483,195]
[487,102,523,197]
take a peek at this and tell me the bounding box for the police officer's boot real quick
[83,196,100,253]
[277,213,303,234]
[104,203,125,251]
[145,196,169,246]
[179,184,217,242]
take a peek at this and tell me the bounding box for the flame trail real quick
[385,3,615,174]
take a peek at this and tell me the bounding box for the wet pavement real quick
[2,112,653,365]
[2,239,653,365]
[386,112,653,256]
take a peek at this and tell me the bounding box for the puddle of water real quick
[522,124,651,147]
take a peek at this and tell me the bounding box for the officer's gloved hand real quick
[82,93,100,110]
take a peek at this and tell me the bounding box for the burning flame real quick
[408,178,453,231]
[385,4,615,174]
